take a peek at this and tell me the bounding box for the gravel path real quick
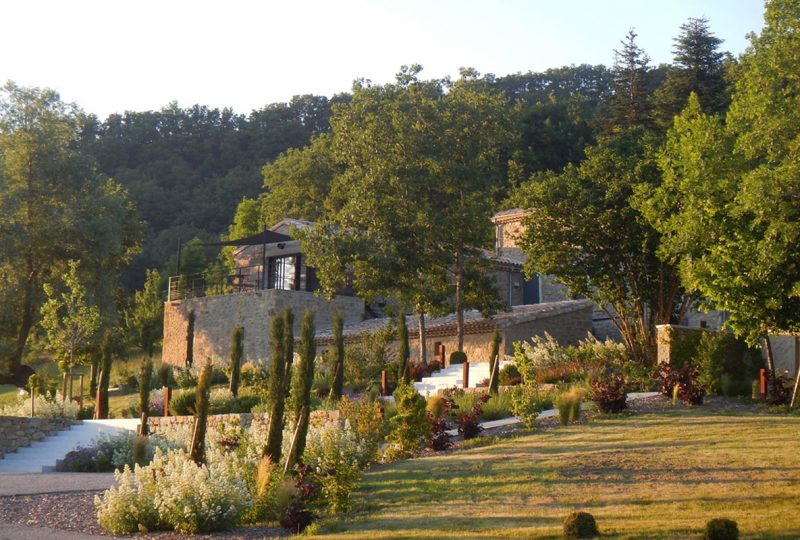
[0,473,116,496]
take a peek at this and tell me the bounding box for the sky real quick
[1,0,765,119]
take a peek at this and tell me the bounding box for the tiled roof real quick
[315,299,593,345]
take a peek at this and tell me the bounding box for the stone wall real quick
[411,303,593,365]
[0,417,74,459]
[162,289,365,367]
[147,410,339,441]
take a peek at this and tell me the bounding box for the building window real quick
[268,255,297,290]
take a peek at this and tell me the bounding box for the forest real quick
[0,0,798,382]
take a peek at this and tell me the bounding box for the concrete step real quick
[0,418,139,474]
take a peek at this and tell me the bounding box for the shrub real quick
[556,388,583,425]
[190,360,213,464]
[338,396,385,465]
[343,325,393,393]
[302,422,364,514]
[499,363,522,386]
[767,372,792,406]
[656,363,705,405]
[0,392,78,419]
[478,391,514,421]
[95,448,251,535]
[509,383,547,428]
[444,389,489,439]
[591,373,628,413]
[704,518,739,540]
[157,364,173,388]
[169,389,196,415]
[696,332,728,395]
[449,351,467,365]
[279,463,319,533]
[427,413,452,451]
[174,367,197,389]
[563,511,599,538]
[208,388,261,414]
[386,382,429,459]
[426,394,447,418]
[239,362,268,389]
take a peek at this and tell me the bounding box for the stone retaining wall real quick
[0,417,74,458]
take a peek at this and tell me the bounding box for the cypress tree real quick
[229,325,244,397]
[264,314,286,463]
[185,310,195,368]
[488,326,502,395]
[190,359,212,464]
[398,311,410,383]
[138,358,153,435]
[331,310,345,400]
[286,309,316,470]
[283,306,295,395]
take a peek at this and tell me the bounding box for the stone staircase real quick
[0,418,139,474]
[413,361,512,396]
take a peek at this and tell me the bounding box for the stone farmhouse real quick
[160,212,597,367]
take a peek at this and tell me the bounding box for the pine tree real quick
[608,29,654,130]
[654,17,730,128]
[264,314,286,463]
[331,310,345,399]
[286,309,316,470]
[229,325,243,397]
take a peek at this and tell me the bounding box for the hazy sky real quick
[1,0,765,118]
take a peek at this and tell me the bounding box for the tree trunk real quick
[417,309,427,368]
[11,258,38,374]
[763,334,775,377]
[455,248,464,353]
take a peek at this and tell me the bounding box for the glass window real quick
[268,255,296,290]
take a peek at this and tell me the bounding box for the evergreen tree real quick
[190,359,212,464]
[264,314,286,463]
[126,268,163,359]
[654,17,730,128]
[608,29,654,130]
[286,309,316,470]
[185,310,195,368]
[229,325,243,397]
[331,310,345,399]
[283,306,295,395]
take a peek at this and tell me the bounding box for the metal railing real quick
[167,265,264,301]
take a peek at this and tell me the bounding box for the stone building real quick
[161,214,598,367]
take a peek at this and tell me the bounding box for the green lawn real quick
[313,408,800,539]
[0,384,21,406]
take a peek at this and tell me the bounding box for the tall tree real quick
[331,309,345,400]
[607,30,654,130]
[229,325,244,397]
[39,260,102,379]
[301,66,516,353]
[642,0,800,374]
[286,309,316,470]
[653,17,731,128]
[516,128,687,362]
[125,268,163,358]
[397,312,410,383]
[0,82,140,374]
[264,313,286,463]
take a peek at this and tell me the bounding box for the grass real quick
[0,384,21,406]
[311,408,800,539]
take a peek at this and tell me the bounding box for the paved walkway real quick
[0,472,116,496]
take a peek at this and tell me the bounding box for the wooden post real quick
[95,389,102,419]
[140,411,148,436]
[440,344,446,369]
[462,361,470,389]
[78,375,84,408]
[381,370,388,396]
[164,386,171,416]
[760,368,767,400]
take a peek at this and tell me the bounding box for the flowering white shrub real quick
[95,448,251,534]
[302,421,364,513]
[0,392,78,419]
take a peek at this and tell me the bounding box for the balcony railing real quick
[167,265,264,301]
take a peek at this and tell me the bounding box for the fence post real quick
[381,370,388,396]
[760,368,767,400]
[462,361,470,389]
[164,386,171,416]
[95,389,102,419]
